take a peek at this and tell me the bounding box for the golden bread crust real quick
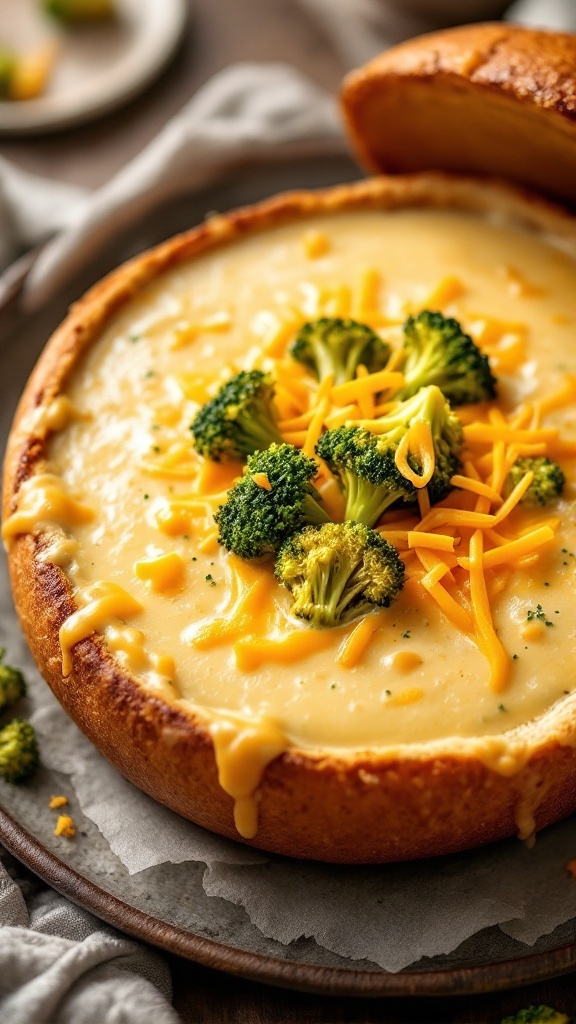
[342,24,576,206]
[4,174,576,863]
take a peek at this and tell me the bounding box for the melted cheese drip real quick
[209,714,288,838]
[2,474,95,549]
[59,581,143,676]
[16,208,576,835]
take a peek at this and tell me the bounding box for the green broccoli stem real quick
[377,387,438,437]
[342,472,404,527]
[301,493,332,526]
[311,557,378,622]
[313,339,373,386]
[234,412,283,455]
[316,561,350,621]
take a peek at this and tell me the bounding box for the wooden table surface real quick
[2,1,574,1020]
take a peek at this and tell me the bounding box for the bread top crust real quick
[4,174,576,860]
[341,25,576,206]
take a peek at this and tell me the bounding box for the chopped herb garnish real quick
[401,630,411,639]
[205,574,216,586]
[498,703,507,712]
[385,689,392,696]
[512,654,519,660]
[526,604,554,627]
[143,494,149,500]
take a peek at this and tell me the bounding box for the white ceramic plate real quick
[0,0,187,133]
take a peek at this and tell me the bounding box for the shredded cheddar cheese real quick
[49,795,68,809]
[424,275,465,308]
[54,815,75,838]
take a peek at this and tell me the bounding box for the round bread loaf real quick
[4,172,576,862]
[342,23,576,206]
[3,26,576,862]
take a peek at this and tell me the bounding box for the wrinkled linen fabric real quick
[0,63,343,310]
[296,0,576,67]
[0,849,178,1024]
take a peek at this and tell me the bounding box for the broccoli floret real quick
[290,317,390,385]
[506,456,565,507]
[215,443,331,558]
[0,649,26,712]
[0,719,39,784]
[191,370,283,462]
[316,384,462,524]
[396,310,497,405]
[275,521,405,628]
[42,0,116,22]
[500,1006,569,1024]
[316,425,414,527]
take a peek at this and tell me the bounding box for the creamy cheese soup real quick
[7,208,576,837]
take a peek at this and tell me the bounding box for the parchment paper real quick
[2,560,576,973]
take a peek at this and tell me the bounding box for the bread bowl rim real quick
[3,171,576,862]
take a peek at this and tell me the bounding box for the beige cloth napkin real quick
[0,848,178,1024]
[297,0,576,67]
[0,63,343,313]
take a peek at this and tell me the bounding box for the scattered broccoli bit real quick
[0,719,39,784]
[215,443,331,559]
[289,317,390,385]
[506,456,565,507]
[0,649,26,711]
[191,370,283,462]
[527,604,554,627]
[396,310,497,405]
[0,51,16,99]
[275,521,405,628]
[42,0,116,23]
[316,384,462,524]
[500,1006,569,1024]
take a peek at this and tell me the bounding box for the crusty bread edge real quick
[342,23,576,180]
[4,173,576,863]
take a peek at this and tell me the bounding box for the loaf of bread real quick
[3,27,576,862]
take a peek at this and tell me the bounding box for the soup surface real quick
[14,209,576,766]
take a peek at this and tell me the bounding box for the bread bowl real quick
[3,25,576,864]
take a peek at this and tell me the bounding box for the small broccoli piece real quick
[215,443,331,558]
[0,51,16,99]
[0,649,26,712]
[500,1006,569,1024]
[316,384,463,524]
[42,0,116,22]
[0,719,39,784]
[275,521,405,628]
[191,370,283,462]
[396,310,497,405]
[506,456,565,507]
[290,317,390,385]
